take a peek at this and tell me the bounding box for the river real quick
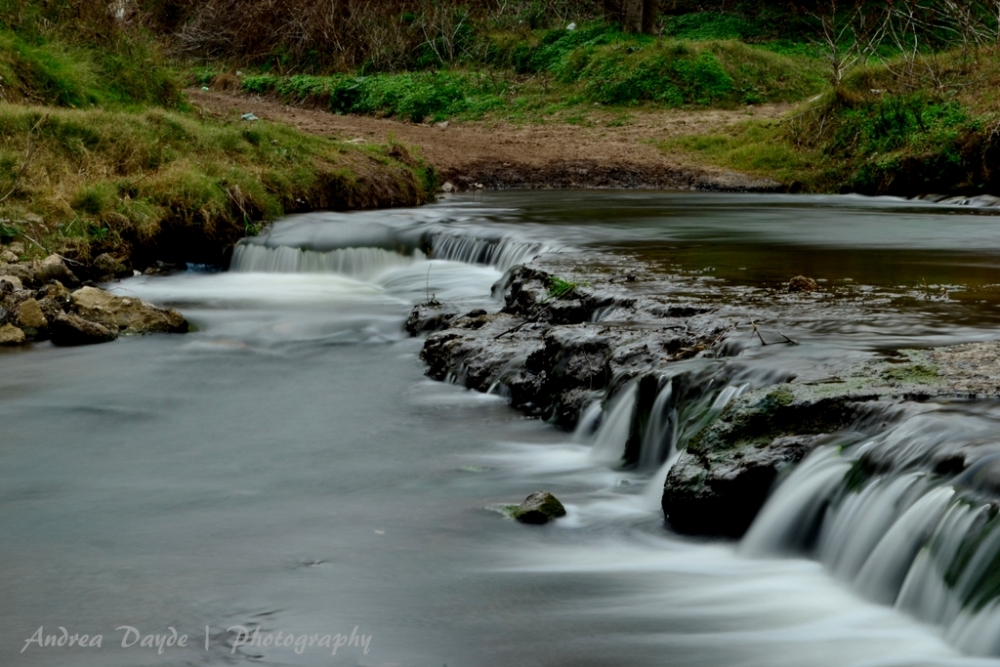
[4,192,1000,666]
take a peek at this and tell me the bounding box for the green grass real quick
[0,105,433,265]
[237,33,824,122]
[0,27,181,109]
[241,71,506,122]
[661,122,841,191]
[663,48,1000,196]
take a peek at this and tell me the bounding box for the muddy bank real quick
[189,90,787,193]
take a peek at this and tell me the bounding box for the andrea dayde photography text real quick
[5,1,1000,666]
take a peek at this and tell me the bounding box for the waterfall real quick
[586,365,750,473]
[427,233,546,272]
[589,383,638,465]
[231,244,420,280]
[739,428,1000,657]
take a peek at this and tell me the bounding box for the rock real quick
[70,286,188,334]
[2,287,32,313]
[0,275,23,292]
[35,254,78,287]
[441,181,455,193]
[0,263,36,287]
[92,253,130,280]
[15,298,47,336]
[788,275,818,292]
[36,281,70,304]
[8,241,24,255]
[419,263,728,429]
[405,302,461,335]
[49,312,118,346]
[36,297,65,323]
[0,249,17,263]
[0,322,24,346]
[511,491,567,524]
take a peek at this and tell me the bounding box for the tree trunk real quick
[642,0,658,34]
[603,0,623,24]
[622,0,644,32]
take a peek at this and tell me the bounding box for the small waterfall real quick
[586,364,751,473]
[589,383,638,465]
[231,244,419,280]
[739,421,1000,657]
[428,233,546,272]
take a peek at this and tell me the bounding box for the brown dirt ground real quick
[188,89,790,191]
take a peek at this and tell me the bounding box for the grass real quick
[0,105,434,265]
[663,47,1000,196]
[234,26,824,123]
[241,71,506,122]
[0,4,435,268]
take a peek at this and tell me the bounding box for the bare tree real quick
[811,0,885,87]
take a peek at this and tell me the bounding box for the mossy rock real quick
[510,491,567,525]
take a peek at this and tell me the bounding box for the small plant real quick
[546,275,578,300]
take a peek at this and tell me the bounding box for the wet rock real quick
[405,302,461,335]
[15,298,47,337]
[660,377,917,538]
[511,491,567,524]
[49,312,118,346]
[71,286,188,334]
[420,263,728,429]
[35,254,78,287]
[788,275,819,292]
[0,322,25,346]
[92,253,130,280]
[503,266,621,325]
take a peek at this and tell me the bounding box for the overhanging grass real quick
[0,105,433,264]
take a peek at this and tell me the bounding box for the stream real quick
[5,191,1000,666]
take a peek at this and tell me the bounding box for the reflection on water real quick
[3,192,1000,666]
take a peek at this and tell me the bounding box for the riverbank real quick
[188,89,786,192]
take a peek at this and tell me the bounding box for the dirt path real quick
[188,89,789,191]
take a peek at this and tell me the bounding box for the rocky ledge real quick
[0,243,188,347]
[412,263,728,429]
[411,258,1000,540]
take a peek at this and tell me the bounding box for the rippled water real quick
[4,192,1000,666]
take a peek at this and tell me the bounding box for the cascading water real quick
[426,233,546,272]
[739,399,1000,657]
[231,243,421,280]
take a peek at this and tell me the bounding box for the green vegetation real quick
[0,1,434,267]
[546,276,579,300]
[666,47,1000,195]
[236,23,823,120]
[0,106,432,264]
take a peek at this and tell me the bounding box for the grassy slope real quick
[226,23,825,123]
[663,49,1000,196]
[0,16,434,268]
